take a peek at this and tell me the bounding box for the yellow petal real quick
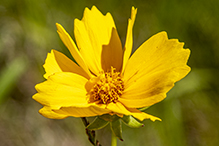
[122,7,137,73]
[33,72,89,110]
[43,49,89,79]
[107,102,160,121]
[124,31,190,83]
[39,106,68,119]
[74,6,120,74]
[120,67,187,108]
[101,28,123,72]
[53,104,110,118]
[56,23,92,78]
[121,31,190,108]
[127,108,161,121]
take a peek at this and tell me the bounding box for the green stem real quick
[81,117,102,146]
[111,132,117,146]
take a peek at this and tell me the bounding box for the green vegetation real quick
[0,0,218,145]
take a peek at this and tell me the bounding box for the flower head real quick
[33,6,190,121]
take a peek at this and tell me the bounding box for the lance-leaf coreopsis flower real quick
[33,6,190,122]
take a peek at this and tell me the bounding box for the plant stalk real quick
[111,132,117,146]
[81,117,101,146]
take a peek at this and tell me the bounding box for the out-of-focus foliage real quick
[0,0,218,146]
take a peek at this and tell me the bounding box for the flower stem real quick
[111,132,117,146]
[81,117,101,146]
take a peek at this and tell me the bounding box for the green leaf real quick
[86,117,109,130]
[138,106,150,111]
[121,115,144,128]
[110,120,123,141]
[99,114,120,122]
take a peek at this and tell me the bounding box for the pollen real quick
[89,67,124,105]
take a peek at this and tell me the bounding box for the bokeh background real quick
[0,0,219,146]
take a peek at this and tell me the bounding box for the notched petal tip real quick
[83,5,105,18]
[160,31,168,36]
[131,6,137,20]
[91,5,98,11]
[122,6,138,73]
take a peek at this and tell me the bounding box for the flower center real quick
[89,67,124,105]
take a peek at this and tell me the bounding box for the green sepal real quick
[138,106,150,111]
[99,114,120,122]
[110,119,123,141]
[86,117,109,130]
[121,115,144,128]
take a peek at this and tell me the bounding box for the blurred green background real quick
[0,0,219,145]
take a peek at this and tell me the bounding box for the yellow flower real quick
[33,6,190,121]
